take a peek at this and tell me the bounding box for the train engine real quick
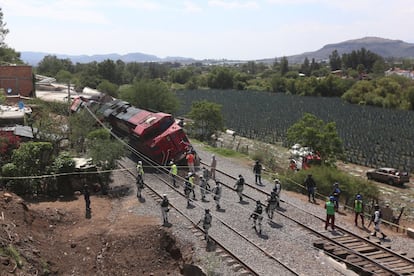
[71,96,193,165]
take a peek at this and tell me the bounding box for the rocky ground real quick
[1,133,413,276]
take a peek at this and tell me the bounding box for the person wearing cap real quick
[169,160,178,187]
[266,191,278,219]
[198,209,212,242]
[304,174,316,203]
[212,180,222,210]
[160,194,170,225]
[273,179,281,207]
[325,196,336,231]
[370,204,387,240]
[253,160,263,185]
[234,174,245,202]
[210,154,217,180]
[199,175,209,201]
[331,182,341,211]
[354,193,365,227]
[250,200,264,234]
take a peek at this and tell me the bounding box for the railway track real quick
[118,158,299,276]
[202,160,414,275]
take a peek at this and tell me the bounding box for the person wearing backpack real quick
[369,204,387,240]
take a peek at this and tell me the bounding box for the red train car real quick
[71,97,193,165]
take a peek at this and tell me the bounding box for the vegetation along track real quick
[118,158,299,276]
[203,161,414,276]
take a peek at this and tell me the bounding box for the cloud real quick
[182,1,203,13]
[208,0,259,9]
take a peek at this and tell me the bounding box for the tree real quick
[86,128,125,194]
[286,113,343,166]
[0,8,9,47]
[280,56,289,76]
[329,50,342,71]
[0,8,22,64]
[300,57,310,76]
[118,79,179,114]
[207,67,234,89]
[187,100,224,141]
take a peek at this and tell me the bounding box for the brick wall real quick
[0,66,34,97]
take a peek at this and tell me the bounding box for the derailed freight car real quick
[71,96,194,165]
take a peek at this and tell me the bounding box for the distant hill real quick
[285,37,414,64]
[20,37,414,66]
[20,51,195,66]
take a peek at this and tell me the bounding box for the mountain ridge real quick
[20,36,414,66]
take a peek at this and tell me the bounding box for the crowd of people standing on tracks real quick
[131,151,392,244]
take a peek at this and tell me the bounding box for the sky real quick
[1,0,414,60]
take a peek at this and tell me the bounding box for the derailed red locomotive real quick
[71,96,193,165]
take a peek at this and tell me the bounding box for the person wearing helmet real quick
[325,196,336,231]
[169,160,178,188]
[331,182,341,211]
[136,161,144,182]
[199,175,209,202]
[369,204,387,240]
[160,194,170,225]
[198,209,213,242]
[202,166,210,182]
[354,193,365,227]
[188,172,196,200]
[234,174,245,202]
[266,191,278,219]
[304,174,316,203]
[250,200,264,234]
[253,160,263,185]
[212,180,222,210]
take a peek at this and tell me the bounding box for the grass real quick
[0,245,24,268]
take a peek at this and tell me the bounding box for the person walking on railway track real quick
[234,174,245,202]
[198,209,213,242]
[325,196,336,231]
[169,160,178,188]
[186,151,195,173]
[189,172,196,200]
[202,166,210,182]
[136,161,144,181]
[354,193,365,227]
[253,160,263,185]
[273,179,281,207]
[266,191,278,219]
[210,154,217,180]
[199,175,210,202]
[304,174,316,203]
[212,180,222,210]
[136,172,145,199]
[250,200,264,234]
[160,194,170,225]
[331,182,341,211]
[369,204,387,240]
[184,173,193,207]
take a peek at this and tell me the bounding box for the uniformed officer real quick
[199,209,212,242]
[212,180,222,210]
[250,200,264,234]
[234,174,245,202]
[160,194,170,225]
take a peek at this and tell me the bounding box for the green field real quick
[177,89,414,173]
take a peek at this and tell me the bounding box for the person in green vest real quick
[354,193,365,227]
[325,196,336,231]
[169,160,178,187]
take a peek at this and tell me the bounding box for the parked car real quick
[366,167,410,186]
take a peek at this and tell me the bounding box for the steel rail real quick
[118,160,299,276]
[204,161,414,275]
